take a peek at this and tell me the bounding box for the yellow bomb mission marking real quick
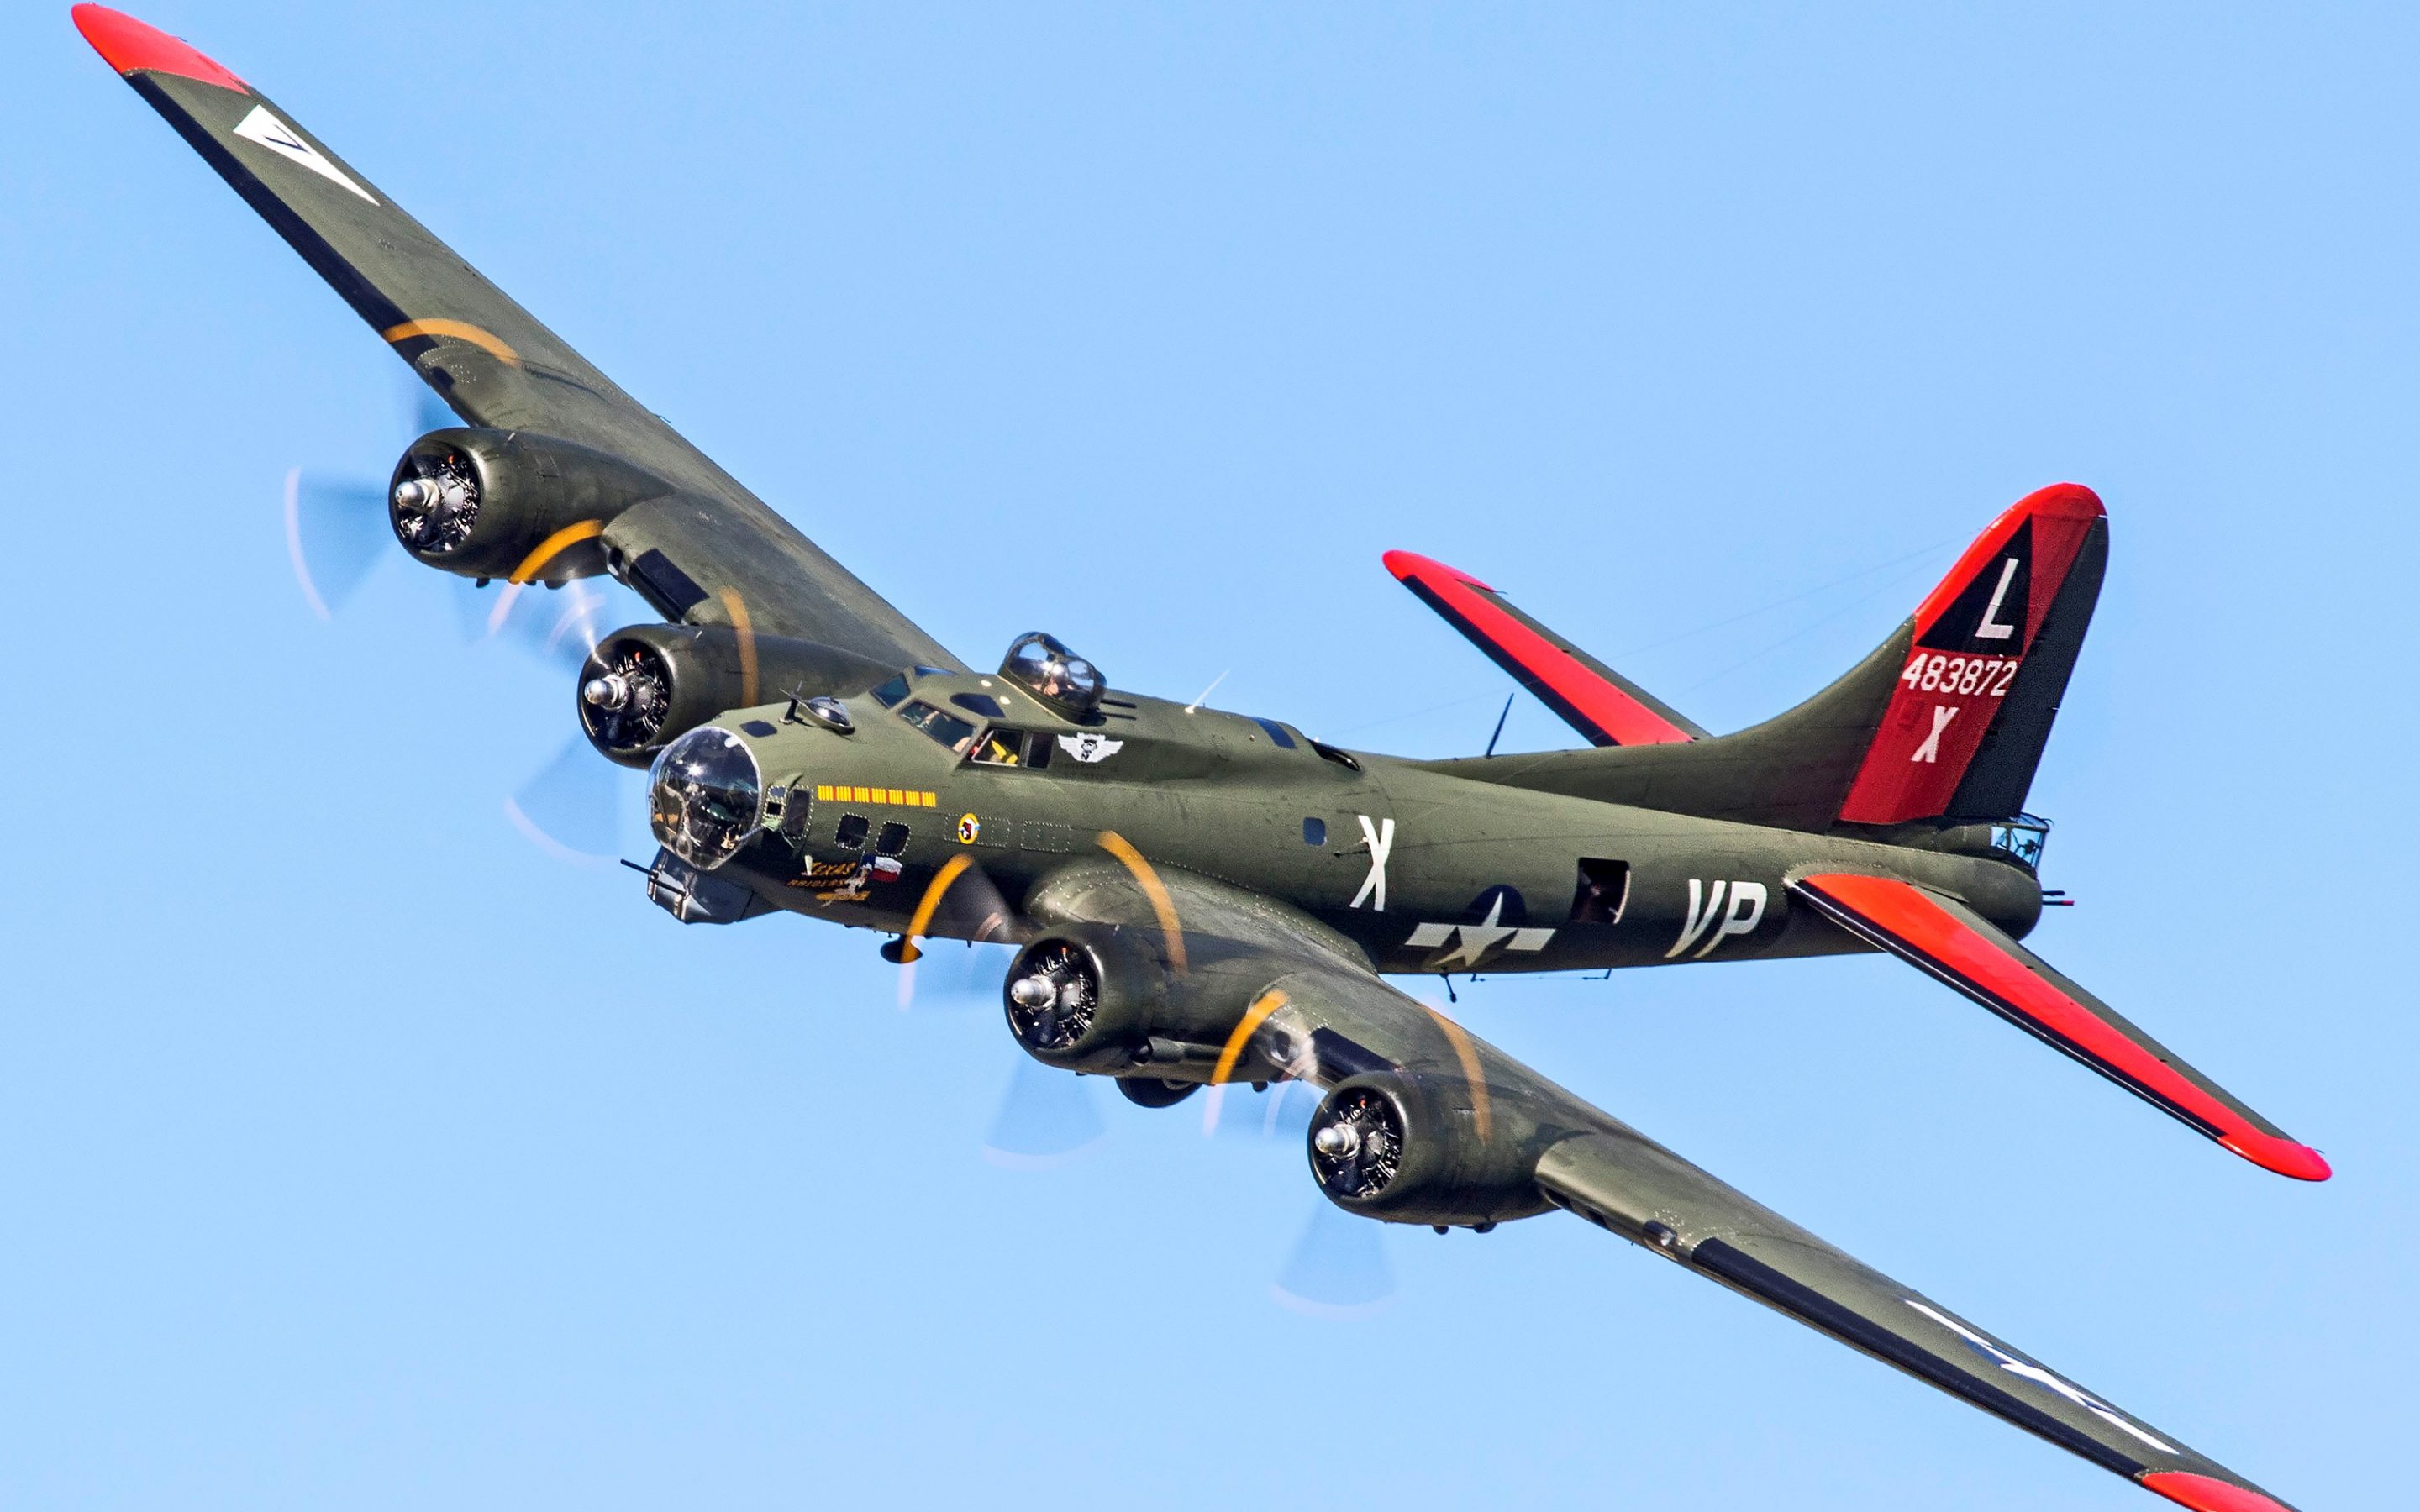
[815,785,939,809]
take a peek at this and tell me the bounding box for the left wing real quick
[1025,858,2299,1512]
[74,5,955,670]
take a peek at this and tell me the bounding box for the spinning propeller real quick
[898,841,1401,1315]
[281,382,649,862]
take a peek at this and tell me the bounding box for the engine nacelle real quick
[999,925,1283,1078]
[389,427,671,581]
[1000,927,1167,1073]
[577,623,895,767]
[1305,1072,1558,1228]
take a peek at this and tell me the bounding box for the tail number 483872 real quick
[1900,653,2017,697]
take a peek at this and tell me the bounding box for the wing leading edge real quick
[74,4,955,673]
[1029,859,2302,1510]
[1791,873,2328,1182]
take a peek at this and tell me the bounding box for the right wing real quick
[1028,858,2301,1512]
[75,5,955,671]
[1383,549,1707,745]
[1534,1130,2296,1512]
[1791,872,2329,1182]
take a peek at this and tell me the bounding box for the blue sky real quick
[6,3,2410,1508]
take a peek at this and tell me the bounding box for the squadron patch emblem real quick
[1057,732,1125,764]
[957,813,981,844]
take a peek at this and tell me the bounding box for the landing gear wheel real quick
[1117,1076,1199,1109]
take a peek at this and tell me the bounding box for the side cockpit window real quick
[871,673,912,708]
[971,730,1056,769]
[897,700,978,755]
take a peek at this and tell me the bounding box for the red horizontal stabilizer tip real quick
[71,5,245,92]
[1795,874,2331,1183]
[1383,549,1495,595]
[2220,1133,2333,1184]
[2140,1471,2298,1512]
[1383,549,1698,747]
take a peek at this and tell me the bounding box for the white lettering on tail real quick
[1975,557,2022,641]
[1911,705,1958,763]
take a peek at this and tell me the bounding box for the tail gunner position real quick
[77,8,2324,1509]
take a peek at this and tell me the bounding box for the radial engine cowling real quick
[1001,927,1168,1073]
[389,427,671,582]
[1307,1072,1558,1228]
[578,623,894,767]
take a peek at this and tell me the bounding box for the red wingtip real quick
[71,5,245,92]
[2221,1133,2333,1183]
[2140,1471,2298,1512]
[1382,549,1494,593]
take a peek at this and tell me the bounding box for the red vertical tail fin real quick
[1837,484,2107,826]
[1413,484,2108,833]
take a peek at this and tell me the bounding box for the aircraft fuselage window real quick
[1988,816,2051,869]
[1571,858,1631,924]
[779,783,814,838]
[875,822,912,858]
[871,674,911,708]
[897,700,978,755]
[1302,816,1327,846]
[834,814,871,851]
[971,730,1057,769]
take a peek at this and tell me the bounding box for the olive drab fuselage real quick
[687,667,2043,970]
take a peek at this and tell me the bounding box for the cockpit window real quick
[897,700,978,755]
[969,729,1057,769]
[870,673,911,708]
[649,726,763,870]
[1000,632,1105,716]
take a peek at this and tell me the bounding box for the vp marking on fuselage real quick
[1666,879,1768,959]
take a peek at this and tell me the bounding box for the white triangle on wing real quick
[231,104,376,204]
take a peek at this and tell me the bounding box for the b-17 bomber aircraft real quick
[76,8,2323,1509]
